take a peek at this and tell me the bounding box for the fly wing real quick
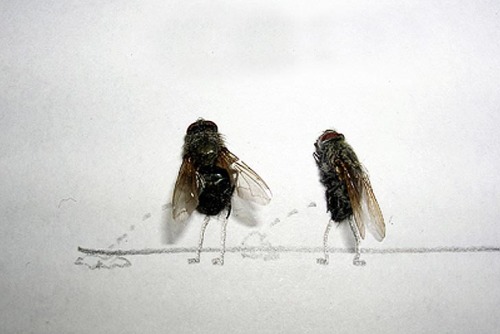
[335,159,386,241]
[172,158,199,222]
[359,171,386,241]
[335,159,385,241]
[219,149,272,205]
[335,159,366,239]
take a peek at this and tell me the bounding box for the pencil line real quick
[77,246,500,257]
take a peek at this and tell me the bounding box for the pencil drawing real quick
[75,201,498,270]
[75,227,132,270]
[75,254,131,270]
[57,197,77,208]
[270,218,281,226]
[240,232,279,261]
[77,245,500,257]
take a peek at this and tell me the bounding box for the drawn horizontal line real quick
[77,246,500,257]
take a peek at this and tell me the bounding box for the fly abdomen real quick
[325,185,352,222]
[318,170,352,221]
[196,166,234,216]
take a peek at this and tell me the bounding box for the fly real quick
[314,129,385,265]
[172,118,272,265]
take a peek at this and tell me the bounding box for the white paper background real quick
[1,1,500,333]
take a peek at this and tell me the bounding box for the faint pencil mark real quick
[116,234,128,244]
[287,209,299,217]
[307,202,317,208]
[240,232,279,261]
[270,218,281,226]
[162,203,172,211]
[389,216,394,225]
[57,197,77,208]
[77,245,500,257]
[76,231,130,269]
[75,204,161,269]
[75,255,132,270]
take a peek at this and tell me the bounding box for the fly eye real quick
[202,120,218,132]
[187,123,200,134]
[187,120,218,134]
[319,131,341,143]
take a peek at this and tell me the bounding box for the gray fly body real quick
[314,129,385,266]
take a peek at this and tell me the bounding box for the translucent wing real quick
[359,171,386,240]
[172,158,199,222]
[219,149,272,205]
[335,159,385,241]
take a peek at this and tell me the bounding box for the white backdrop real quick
[1,1,500,333]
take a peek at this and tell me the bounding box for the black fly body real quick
[172,119,271,265]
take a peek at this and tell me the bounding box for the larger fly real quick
[314,129,385,266]
[172,119,271,265]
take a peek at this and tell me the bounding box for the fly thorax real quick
[188,135,221,167]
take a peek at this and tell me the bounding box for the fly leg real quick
[188,216,210,264]
[317,219,334,265]
[349,219,366,266]
[212,216,228,266]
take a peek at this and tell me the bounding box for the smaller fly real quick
[172,118,271,265]
[314,129,385,266]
